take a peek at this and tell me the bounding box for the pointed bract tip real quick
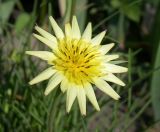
[35,25,39,30]
[66,108,70,114]
[108,43,115,49]
[101,30,107,36]
[25,51,29,54]
[82,113,86,116]
[29,81,34,85]
[121,83,126,87]
[72,15,76,19]
[96,107,100,111]
[32,33,37,37]
[116,95,121,100]
[88,22,92,28]
[49,16,53,20]
[102,30,107,34]
[44,90,49,96]
[104,29,107,32]
[72,16,77,22]
[49,16,55,23]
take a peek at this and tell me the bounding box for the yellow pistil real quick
[52,38,102,85]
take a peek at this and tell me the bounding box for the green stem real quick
[109,86,120,131]
[128,49,132,108]
[47,94,56,132]
[81,117,87,132]
[40,0,47,24]
[118,12,125,47]
[47,89,61,132]
[63,0,73,24]
[104,35,120,44]
[124,98,151,131]
[93,11,119,31]
[93,0,142,31]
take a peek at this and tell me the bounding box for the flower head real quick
[26,16,128,115]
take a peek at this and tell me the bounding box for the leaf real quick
[151,4,160,121]
[14,13,31,34]
[111,0,141,22]
[110,0,121,8]
[151,42,160,121]
[74,0,87,31]
[62,0,87,31]
[122,3,141,22]
[0,0,16,24]
[61,0,73,25]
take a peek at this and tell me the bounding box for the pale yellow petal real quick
[44,72,63,95]
[29,67,56,85]
[33,33,56,49]
[35,26,57,43]
[49,16,64,39]
[84,82,100,111]
[72,16,81,39]
[26,51,55,61]
[104,55,119,62]
[66,86,77,113]
[102,73,125,86]
[104,63,128,73]
[93,78,120,100]
[77,88,86,115]
[82,22,92,41]
[60,77,69,93]
[99,43,114,55]
[91,30,106,45]
[65,23,72,37]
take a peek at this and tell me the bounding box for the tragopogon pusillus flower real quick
[26,16,127,115]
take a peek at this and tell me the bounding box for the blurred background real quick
[0,0,160,131]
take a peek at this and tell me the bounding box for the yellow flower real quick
[26,16,127,115]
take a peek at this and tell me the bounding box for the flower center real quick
[52,38,103,85]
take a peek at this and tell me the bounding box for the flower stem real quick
[47,89,61,132]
